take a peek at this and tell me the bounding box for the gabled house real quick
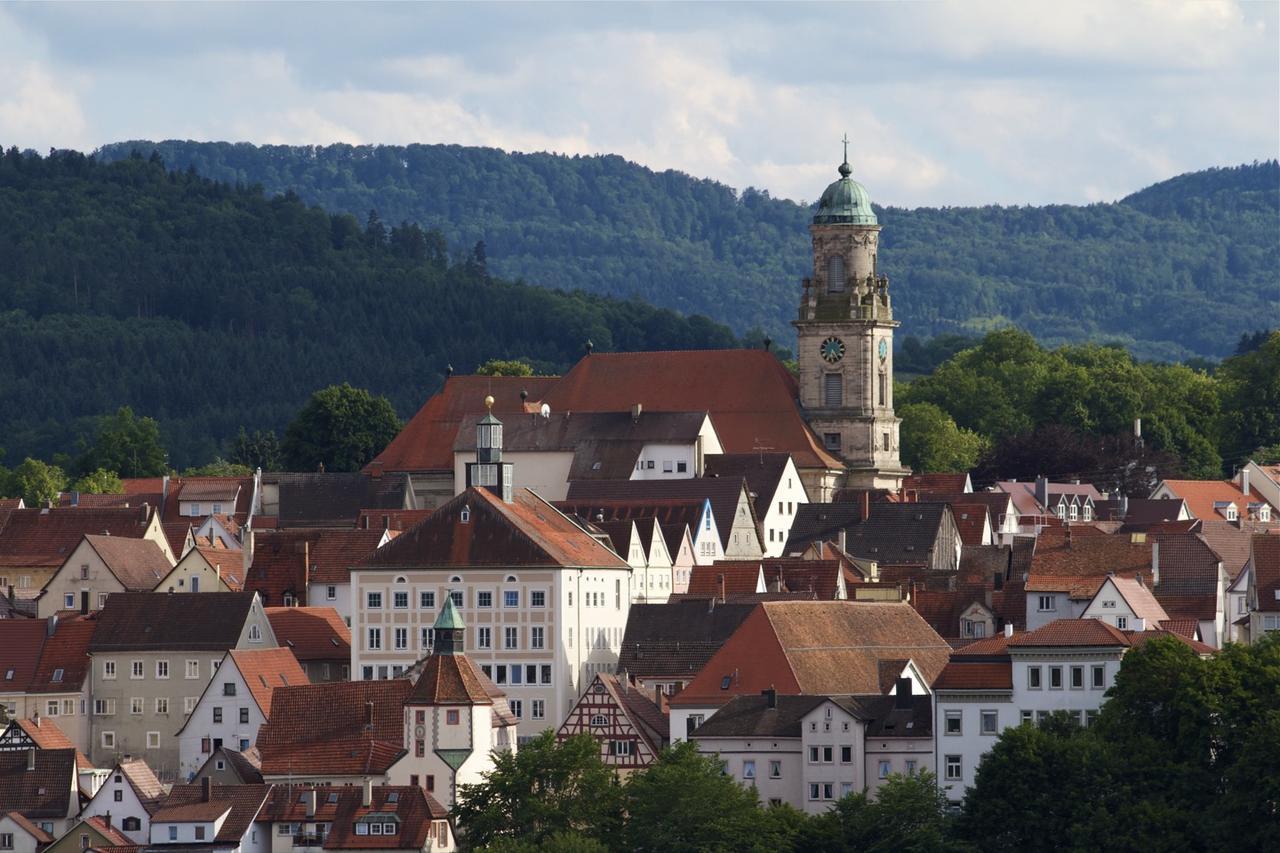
[996,477,1103,531]
[559,499,722,565]
[1243,534,1280,643]
[264,607,351,682]
[0,507,173,595]
[176,648,309,782]
[0,749,80,838]
[86,592,278,779]
[617,600,758,698]
[0,810,54,853]
[566,477,765,561]
[687,564,767,599]
[258,783,454,853]
[0,717,100,799]
[1080,574,1169,631]
[44,814,134,853]
[192,747,262,786]
[154,542,244,595]
[557,672,669,776]
[37,536,174,618]
[258,472,415,529]
[0,617,96,755]
[593,519,674,604]
[146,780,271,852]
[704,453,810,557]
[1152,476,1277,527]
[658,521,696,594]
[77,758,166,844]
[245,529,392,625]
[788,502,962,573]
[667,601,952,742]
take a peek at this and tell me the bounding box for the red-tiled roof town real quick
[265,607,351,662]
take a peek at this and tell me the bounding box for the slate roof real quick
[371,375,560,472]
[355,509,431,532]
[88,592,259,652]
[703,453,794,521]
[262,473,412,528]
[362,488,628,569]
[541,350,843,471]
[857,693,933,738]
[1250,534,1280,613]
[566,478,757,552]
[265,607,351,661]
[693,694,829,738]
[152,784,271,842]
[959,545,1012,581]
[783,503,868,552]
[669,601,952,708]
[454,409,708,453]
[559,501,705,552]
[79,535,174,591]
[0,508,157,569]
[0,748,76,818]
[255,680,410,777]
[841,503,951,566]
[1094,498,1187,524]
[617,600,757,680]
[261,785,447,849]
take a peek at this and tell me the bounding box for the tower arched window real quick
[827,255,845,292]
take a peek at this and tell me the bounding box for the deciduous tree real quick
[281,384,401,473]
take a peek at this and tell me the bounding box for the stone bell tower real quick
[794,139,908,490]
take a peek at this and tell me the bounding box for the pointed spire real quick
[433,592,466,654]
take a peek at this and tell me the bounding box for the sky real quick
[1,1,1276,208]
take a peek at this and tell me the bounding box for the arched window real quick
[827,255,845,292]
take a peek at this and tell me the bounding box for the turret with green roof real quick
[433,593,466,654]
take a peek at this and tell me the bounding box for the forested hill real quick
[96,142,1280,361]
[0,149,737,467]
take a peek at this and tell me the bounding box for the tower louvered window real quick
[824,374,842,407]
[827,255,845,292]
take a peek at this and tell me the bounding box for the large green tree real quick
[281,384,402,473]
[1217,330,1280,467]
[76,406,168,478]
[452,732,623,850]
[799,772,955,853]
[899,402,986,474]
[6,458,68,506]
[71,468,124,494]
[620,741,791,853]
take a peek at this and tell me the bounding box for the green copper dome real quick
[813,158,878,226]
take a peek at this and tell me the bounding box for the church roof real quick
[813,158,878,226]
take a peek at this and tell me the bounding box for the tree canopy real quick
[281,384,402,472]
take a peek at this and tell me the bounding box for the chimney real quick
[201,776,211,802]
[837,528,847,555]
[361,778,372,808]
[32,712,40,728]
[26,748,35,771]
[1004,622,1014,638]
[103,813,111,831]
[1120,494,1129,518]
[162,474,170,507]
[631,403,643,422]
[364,700,374,730]
[762,687,777,709]
[860,491,871,523]
[369,461,384,480]
[1035,476,1048,509]
[717,573,725,604]
[1064,526,1072,549]
[46,614,58,638]
[1151,540,1160,586]
[1241,467,1250,498]
[305,789,317,818]
[895,677,912,709]
[302,542,311,601]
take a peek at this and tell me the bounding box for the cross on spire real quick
[839,134,852,178]
[842,133,849,163]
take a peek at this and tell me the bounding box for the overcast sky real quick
[2,1,1276,207]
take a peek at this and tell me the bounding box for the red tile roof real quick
[372,376,560,472]
[689,563,764,597]
[11,717,93,770]
[265,607,351,662]
[1199,521,1253,580]
[189,544,244,590]
[950,503,991,546]
[1251,534,1280,613]
[406,652,498,706]
[227,648,309,717]
[153,784,271,842]
[255,680,411,777]
[1008,618,1131,647]
[1102,575,1169,625]
[902,474,971,500]
[363,488,629,570]
[543,350,842,471]
[933,661,1013,691]
[0,507,157,569]
[4,811,53,843]
[253,529,388,586]
[0,621,49,690]
[262,786,447,849]
[244,538,309,607]
[81,535,174,591]
[28,617,95,694]
[1152,533,1223,620]
[669,601,952,708]
[82,815,137,847]
[115,759,167,811]
[1157,478,1276,522]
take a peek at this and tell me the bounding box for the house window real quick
[478,627,491,648]
[1,834,13,851]
[446,710,460,726]
[878,760,891,779]
[530,590,545,608]
[146,731,160,749]
[1116,615,1128,629]
[1071,666,1084,689]
[64,593,75,609]
[168,827,178,841]
[194,827,206,841]
[905,759,917,774]
[741,759,755,779]
[1020,709,1033,725]
[394,628,408,650]
[450,591,464,607]
[367,592,383,609]
[1049,666,1063,689]
[1028,666,1042,689]
[223,681,236,696]
[505,590,520,608]
[981,710,998,735]
[156,660,169,679]
[101,731,115,749]
[368,628,382,650]
[248,624,262,642]
[808,784,821,801]
[840,746,852,763]
[186,660,199,679]
[1037,595,1056,612]
[155,697,169,714]
[663,461,674,473]
[878,372,887,407]
[98,592,109,608]
[393,591,408,609]
[677,461,688,473]
[945,710,962,735]
[240,707,250,724]
[1086,709,1100,727]
[686,714,704,737]
[477,591,493,608]
[769,760,781,779]
[325,585,337,601]
[213,707,223,723]
[531,627,545,649]
[103,660,116,679]
[823,373,843,407]
[504,627,518,649]
[532,700,545,720]
[823,433,841,452]
[131,698,144,715]
[131,660,144,679]
[420,591,435,608]
[882,432,891,452]
[827,254,845,291]
[1092,665,1105,689]
[114,789,123,802]
[945,755,962,781]
[541,665,552,684]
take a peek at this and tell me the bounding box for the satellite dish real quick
[540,403,551,419]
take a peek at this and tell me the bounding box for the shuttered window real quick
[824,373,842,407]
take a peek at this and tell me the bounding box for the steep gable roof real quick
[153,784,271,842]
[703,453,795,521]
[363,488,628,569]
[227,648,308,717]
[0,748,76,818]
[1249,534,1280,613]
[1153,533,1223,620]
[0,621,50,690]
[115,759,166,812]
[28,618,95,694]
[542,350,842,471]
[88,592,260,652]
[81,535,174,592]
[669,601,951,707]
[566,478,758,552]
[1157,478,1276,521]
[372,375,560,472]
[903,473,971,500]
[841,503,951,566]
[255,680,410,777]
[0,507,156,569]
[949,503,991,546]
[1199,521,1254,580]
[265,607,351,662]
[9,718,93,771]
[1099,575,1169,625]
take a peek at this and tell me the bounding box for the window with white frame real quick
[1071,666,1084,689]
[531,626,544,649]
[981,710,998,735]
[1117,615,1128,629]
[186,659,199,679]
[367,592,382,609]
[156,660,169,679]
[477,591,493,608]
[1049,666,1063,689]
[1037,595,1056,612]
[101,732,115,749]
[945,710,962,735]
[393,591,409,609]
[1092,665,1105,689]
[878,760,891,779]
[146,731,160,749]
[394,627,408,650]
[130,698,144,715]
[531,700,545,720]
[742,759,755,779]
[504,627,518,649]
[130,660,143,679]
[945,754,962,781]
[420,591,435,608]
[1028,666,1042,689]
[368,628,382,650]
[103,660,117,679]
[505,590,519,608]
[769,760,781,779]
[477,627,491,649]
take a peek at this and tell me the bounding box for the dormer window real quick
[460,506,471,524]
[1226,505,1238,521]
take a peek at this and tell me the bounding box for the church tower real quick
[794,141,909,490]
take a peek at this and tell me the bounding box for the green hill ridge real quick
[0,148,737,468]
[96,142,1280,362]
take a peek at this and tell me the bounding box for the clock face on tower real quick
[820,337,846,364]
[878,338,888,360]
